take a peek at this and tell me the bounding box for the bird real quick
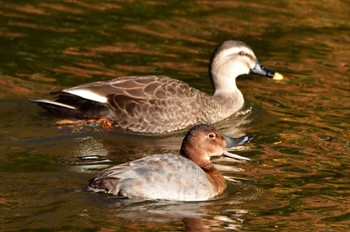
[88,124,253,201]
[29,40,283,133]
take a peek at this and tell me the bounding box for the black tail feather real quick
[28,99,79,117]
[28,97,113,119]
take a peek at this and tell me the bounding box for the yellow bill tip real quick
[273,72,283,80]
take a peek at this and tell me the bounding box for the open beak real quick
[224,134,254,148]
[250,60,283,80]
[222,134,254,161]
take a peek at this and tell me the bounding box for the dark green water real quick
[0,0,349,231]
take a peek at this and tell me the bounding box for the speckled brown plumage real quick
[29,40,281,133]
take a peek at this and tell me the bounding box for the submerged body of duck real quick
[88,124,253,201]
[29,40,283,133]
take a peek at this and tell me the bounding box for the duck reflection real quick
[84,184,260,231]
[20,107,260,231]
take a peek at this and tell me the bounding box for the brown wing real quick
[105,76,208,133]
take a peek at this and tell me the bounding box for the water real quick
[1,0,349,231]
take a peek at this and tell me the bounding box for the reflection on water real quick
[1,0,350,231]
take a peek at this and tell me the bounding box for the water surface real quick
[0,0,349,231]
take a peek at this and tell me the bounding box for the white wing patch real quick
[63,89,108,103]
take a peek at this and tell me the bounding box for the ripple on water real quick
[1,0,350,231]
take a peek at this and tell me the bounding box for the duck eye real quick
[239,51,246,56]
[208,133,215,139]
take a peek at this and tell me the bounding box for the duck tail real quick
[28,99,78,117]
[88,177,122,195]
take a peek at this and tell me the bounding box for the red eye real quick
[209,133,215,139]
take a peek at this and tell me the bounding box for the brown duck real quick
[29,40,283,133]
[88,124,253,201]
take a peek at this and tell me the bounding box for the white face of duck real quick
[210,44,257,94]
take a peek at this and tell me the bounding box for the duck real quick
[29,40,283,133]
[88,124,253,201]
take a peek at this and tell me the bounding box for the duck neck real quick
[211,73,243,104]
[202,164,227,195]
[212,78,244,113]
[180,144,211,167]
[180,139,227,195]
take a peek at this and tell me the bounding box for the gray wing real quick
[88,154,216,201]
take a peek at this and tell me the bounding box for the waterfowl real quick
[88,124,253,201]
[29,40,283,133]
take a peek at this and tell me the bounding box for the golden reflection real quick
[95,199,249,231]
[38,2,84,14]
[124,19,212,45]
[0,31,26,38]
[0,11,28,19]
[61,0,123,11]
[53,65,120,78]
[0,0,349,231]
[89,43,179,57]
[115,64,154,73]
[27,73,56,83]
[63,47,95,57]
[1,3,49,15]
[152,61,206,73]
[0,75,53,98]
[8,21,76,33]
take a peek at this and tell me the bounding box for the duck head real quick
[180,124,252,168]
[209,40,283,95]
